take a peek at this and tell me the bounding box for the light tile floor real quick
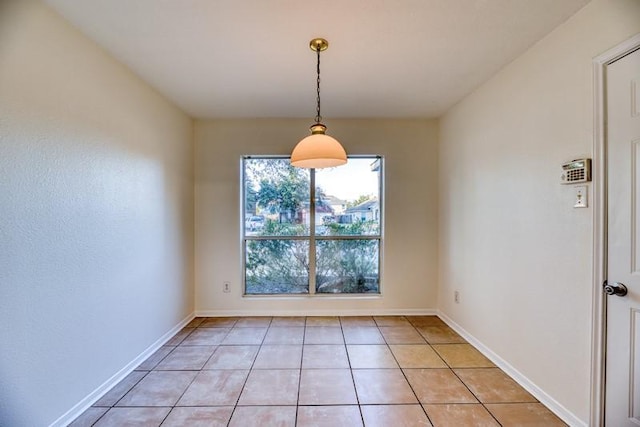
[70,316,567,426]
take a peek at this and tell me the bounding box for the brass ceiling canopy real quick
[309,38,329,52]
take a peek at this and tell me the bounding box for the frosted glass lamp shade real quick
[291,124,347,169]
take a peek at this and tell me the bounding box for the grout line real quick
[294,318,308,425]
[447,364,504,426]
[169,324,228,426]
[226,320,268,426]
[387,317,435,426]
[339,316,365,426]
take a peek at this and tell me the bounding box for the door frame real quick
[591,33,640,427]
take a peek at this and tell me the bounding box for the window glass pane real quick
[244,158,310,236]
[315,239,379,294]
[245,239,309,294]
[315,158,381,236]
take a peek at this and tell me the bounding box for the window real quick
[242,156,382,295]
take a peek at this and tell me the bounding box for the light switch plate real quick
[574,185,588,208]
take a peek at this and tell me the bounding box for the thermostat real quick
[561,159,591,184]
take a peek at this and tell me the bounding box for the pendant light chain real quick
[315,47,322,124]
[290,37,347,169]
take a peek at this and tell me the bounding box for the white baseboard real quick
[50,312,195,427]
[195,308,438,317]
[437,311,587,427]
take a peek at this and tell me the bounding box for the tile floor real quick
[70,316,567,426]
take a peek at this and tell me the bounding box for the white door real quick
[607,46,640,426]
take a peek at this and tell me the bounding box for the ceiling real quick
[44,0,590,119]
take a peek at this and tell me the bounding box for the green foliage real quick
[246,159,309,220]
[261,219,307,236]
[326,219,378,236]
[244,180,257,214]
[245,239,309,294]
[315,238,378,293]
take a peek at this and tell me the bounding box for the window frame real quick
[241,155,384,296]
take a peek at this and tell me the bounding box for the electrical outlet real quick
[223,281,231,293]
[454,290,460,304]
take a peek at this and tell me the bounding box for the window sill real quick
[242,293,382,300]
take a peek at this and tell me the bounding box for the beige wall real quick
[438,0,640,423]
[0,1,194,425]
[195,119,438,315]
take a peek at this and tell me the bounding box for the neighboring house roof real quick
[316,204,333,213]
[345,198,378,214]
[323,194,347,205]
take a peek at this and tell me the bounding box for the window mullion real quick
[308,169,316,294]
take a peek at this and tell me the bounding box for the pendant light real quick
[291,38,347,169]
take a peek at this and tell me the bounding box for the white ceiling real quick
[45,0,590,119]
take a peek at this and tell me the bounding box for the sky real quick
[316,158,380,202]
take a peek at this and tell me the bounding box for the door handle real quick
[603,281,628,297]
